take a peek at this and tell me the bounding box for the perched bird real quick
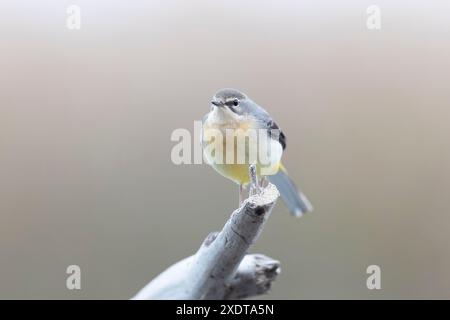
[202,88,313,217]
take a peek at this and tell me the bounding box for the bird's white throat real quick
[206,106,244,127]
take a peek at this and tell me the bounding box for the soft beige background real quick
[1,0,449,299]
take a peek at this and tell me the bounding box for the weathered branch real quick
[133,165,280,300]
[132,253,280,300]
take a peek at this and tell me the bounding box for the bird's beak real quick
[211,100,223,107]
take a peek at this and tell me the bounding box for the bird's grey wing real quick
[266,120,286,150]
[248,102,287,150]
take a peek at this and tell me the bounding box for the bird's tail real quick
[268,165,313,217]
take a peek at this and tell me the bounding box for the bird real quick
[201,88,313,217]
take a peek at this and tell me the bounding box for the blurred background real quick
[1,0,450,299]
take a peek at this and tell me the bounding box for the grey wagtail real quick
[202,88,313,217]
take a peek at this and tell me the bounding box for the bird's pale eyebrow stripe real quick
[223,99,239,113]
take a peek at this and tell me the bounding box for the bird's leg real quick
[239,165,262,205]
[248,164,261,196]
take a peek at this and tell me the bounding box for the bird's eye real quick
[233,99,239,107]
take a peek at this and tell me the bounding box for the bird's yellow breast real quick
[202,116,282,185]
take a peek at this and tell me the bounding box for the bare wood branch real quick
[132,253,280,300]
[133,165,280,300]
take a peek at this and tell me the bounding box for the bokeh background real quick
[1,0,450,299]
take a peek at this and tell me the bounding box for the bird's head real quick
[210,88,250,117]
